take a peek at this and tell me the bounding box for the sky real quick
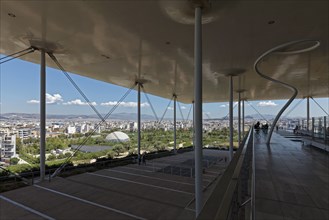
[0,55,328,120]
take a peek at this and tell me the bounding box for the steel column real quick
[242,99,245,137]
[238,92,241,145]
[40,49,46,181]
[194,6,203,217]
[307,97,310,131]
[137,83,141,161]
[229,76,234,161]
[192,100,195,150]
[174,94,177,154]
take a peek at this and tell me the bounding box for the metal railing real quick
[197,128,254,220]
[296,116,328,144]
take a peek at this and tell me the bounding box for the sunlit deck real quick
[255,132,329,220]
[0,149,228,220]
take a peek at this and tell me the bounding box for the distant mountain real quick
[102,112,155,120]
[246,114,275,120]
[1,112,155,121]
[0,115,8,120]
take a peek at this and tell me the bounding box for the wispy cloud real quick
[180,106,186,110]
[257,101,278,107]
[167,107,174,110]
[27,100,39,104]
[27,93,63,104]
[220,102,239,108]
[63,99,97,106]
[100,101,149,108]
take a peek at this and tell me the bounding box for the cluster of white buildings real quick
[0,117,258,163]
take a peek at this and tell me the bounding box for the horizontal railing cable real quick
[0,166,30,185]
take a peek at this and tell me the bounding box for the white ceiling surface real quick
[1,1,328,103]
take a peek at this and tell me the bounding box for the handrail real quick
[251,127,255,220]
[197,128,254,220]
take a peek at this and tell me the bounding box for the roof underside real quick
[1,0,328,103]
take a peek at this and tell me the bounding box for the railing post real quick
[137,82,141,163]
[40,49,46,181]
[307,97,310,131]
[324,116,327,144]
[312,117,315,140]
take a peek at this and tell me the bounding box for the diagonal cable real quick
[222,102,238,120]
[48,53,106,123]
[48,53,132,149]
[177,102,185,121]
[283,98,305,118]
[52,83,136,178]
[0,47,34,60]
[186,104,193,123]
[204,112,211,120]
[0,48,35,65]
[159,97,173,124]
[311,97,329,116]
[246,100,269,123]
[141,86,159,121]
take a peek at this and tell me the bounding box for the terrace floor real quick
[0,149,228,220]
[255,131,329,220]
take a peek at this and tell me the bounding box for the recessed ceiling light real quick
[8,13,16,18]
[268,20,275,24]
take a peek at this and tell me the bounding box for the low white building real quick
[66,125,76,134]
[0,134,16,161]
[18,128,31,139]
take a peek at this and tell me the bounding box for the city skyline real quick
[1,55,328,119]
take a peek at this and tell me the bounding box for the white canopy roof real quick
[1,1,328,103]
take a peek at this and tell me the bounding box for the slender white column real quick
[194,6,203,217]
[307,97,310,131]
[238,92,241,145]
[174,95,177,154]
[40,49,46,181]
[137,83,141,161]
[229,76,234,161]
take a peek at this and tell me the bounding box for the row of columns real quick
[36,5,243,218]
